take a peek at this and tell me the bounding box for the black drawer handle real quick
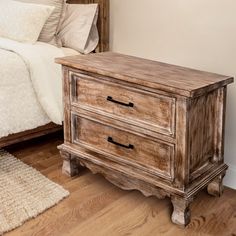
[107,137,134,149]
[107,96,134,107]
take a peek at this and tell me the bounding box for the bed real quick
[0,0,109,148]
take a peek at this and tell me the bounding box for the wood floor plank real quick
[3,133,236,236]
[92,197,171,236]
[66,191,147,236]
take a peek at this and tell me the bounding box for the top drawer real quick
[70,72,176,137]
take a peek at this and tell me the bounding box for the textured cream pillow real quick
[18,0,65,45]
[84,8,99,54]
[0,1,54,43]
[57,4,99,54]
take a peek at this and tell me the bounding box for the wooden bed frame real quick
[0,0,109,148]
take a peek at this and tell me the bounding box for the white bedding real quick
[61,47,80,56]
[0,38,78,138]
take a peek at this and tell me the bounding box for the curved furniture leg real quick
[207,172,225,197]
[60,150,80,177]
[171,195,192,226]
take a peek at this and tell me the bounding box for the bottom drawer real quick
[71,113,174,180]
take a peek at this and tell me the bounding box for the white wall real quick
[110,0,236,189]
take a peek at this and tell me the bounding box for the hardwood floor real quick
[4,133,236,236]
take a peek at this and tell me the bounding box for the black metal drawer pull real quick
[107,137,134,149]
[107,96,134,107]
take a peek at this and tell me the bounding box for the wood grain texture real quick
[71,105,176,144]
[4,135,236,236]
[60,149,81,176]
[75,157,169,199]
[188,87,227,182]
[213,86,227,164]
[72,113,174,179]
[67,0,109,52]
[207,171,225,197]
[171,195,192,226]
[174,96,189,189]
[62,67,72,145]
[0,123,61,148]
[59,143,178,195]
[57,53,234,226]
[71,72,176,137]
[55,52,233,98]
[188,90,216,177]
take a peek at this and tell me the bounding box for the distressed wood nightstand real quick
[56,52,234,226]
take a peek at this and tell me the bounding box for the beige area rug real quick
[0,150,69,235]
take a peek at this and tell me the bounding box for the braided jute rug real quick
[0,150,69,235]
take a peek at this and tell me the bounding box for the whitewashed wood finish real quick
[57,52,234,226]
[70,72,176,137]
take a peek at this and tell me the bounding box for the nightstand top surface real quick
[56,52,233,97]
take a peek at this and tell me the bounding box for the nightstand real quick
[56,52,234,226]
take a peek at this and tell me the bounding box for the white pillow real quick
[0,1,54,43]
[57,4,99,54]
[18,0,66,45]
[84,8,99,54]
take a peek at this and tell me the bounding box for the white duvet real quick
[0,37,65,138]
